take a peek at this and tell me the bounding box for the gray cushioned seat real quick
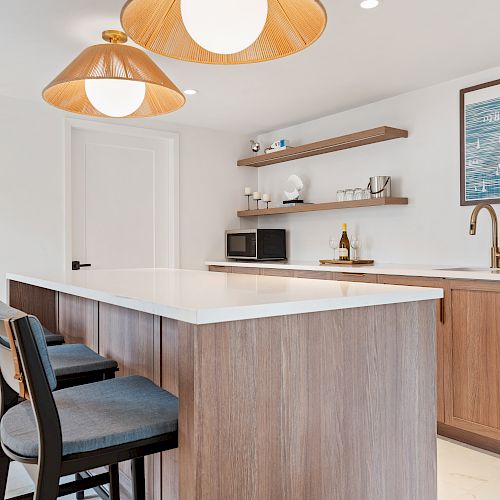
[48,344,118,377]
[42,326,65,346]
[0,376,178,458]
[0,301,64,346]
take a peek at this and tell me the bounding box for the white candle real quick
[244,187,252,195]
[253,192,261,200]
[262,194,270,202]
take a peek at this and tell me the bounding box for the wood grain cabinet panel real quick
[260,268,296,277]
[161,318,180,500]
[231,267,262,275]
[98,303,161,499]
[179,303,436,500]
[8,281,58,332]
[377,275,447,425]
[58,293,97,349]
[208,265,233,273]
[333,272,378,283]
[444,286,500,444]
[293,270,333,280]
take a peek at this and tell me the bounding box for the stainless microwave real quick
[225,229,287,261]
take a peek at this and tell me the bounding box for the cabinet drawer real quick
[261,269,296,278]
[208,266,233,273]
[333,272,378,283]
[294,271,333,280]
[231,267,261,275]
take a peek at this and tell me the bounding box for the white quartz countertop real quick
[206,260,500,281]
[7,268,442,325]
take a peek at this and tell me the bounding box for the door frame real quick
[64,118,180,271]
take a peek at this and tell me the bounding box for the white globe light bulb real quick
[85,79,146,117]
[181,0,268,55]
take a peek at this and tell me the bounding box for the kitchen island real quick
[6,269,442,500]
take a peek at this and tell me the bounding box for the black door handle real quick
[72,261,92,271]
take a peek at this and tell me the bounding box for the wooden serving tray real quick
[319,259,374,266]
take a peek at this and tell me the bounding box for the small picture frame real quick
[460,78,500,206]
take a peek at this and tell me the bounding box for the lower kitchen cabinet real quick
[440,280,500,452]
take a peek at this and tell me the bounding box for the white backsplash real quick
[255,66,500,267]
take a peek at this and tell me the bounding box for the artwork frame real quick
[460,78,500,206]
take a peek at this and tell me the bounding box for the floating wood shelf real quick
[237,126,408,167]
[238,197,408,217]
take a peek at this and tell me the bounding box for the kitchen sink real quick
[434,267,500,273]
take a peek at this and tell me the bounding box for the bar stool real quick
[41,326,65,346]
[0,302,64,346]
[0,302,117,499]
[0,314,178,499]
[0,301,118,390]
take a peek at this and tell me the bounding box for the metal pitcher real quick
[368,176,391,198]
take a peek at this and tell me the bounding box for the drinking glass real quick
[329,236,338,260]
[354,188,363,200]
[344,189,354,201]
[336,189,345,202]
[362,188,371,200]
[350,235,361,260]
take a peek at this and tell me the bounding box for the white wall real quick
[256,66,500,267]
[0,94,255,300]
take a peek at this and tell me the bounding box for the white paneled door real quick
[68,121,178,271]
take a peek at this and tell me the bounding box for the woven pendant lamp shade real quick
[121,0,327,65]
[43,32,185,117]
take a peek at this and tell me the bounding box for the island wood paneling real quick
[8,281,58,332]
[57,293,97,349]
[161,318,180,500]
[377,275,448,425]
[178,303,437,500]
[98,303,161,500]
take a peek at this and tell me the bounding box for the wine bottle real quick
[338,224,350,261]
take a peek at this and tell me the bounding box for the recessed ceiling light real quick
[360,0,380,8]
[184,89,198,95]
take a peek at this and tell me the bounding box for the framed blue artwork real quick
[461,79,500,206]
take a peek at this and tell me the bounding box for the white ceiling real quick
[1,0,500,135]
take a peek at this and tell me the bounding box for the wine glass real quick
[350,235,361,261]
[329,236,338,260]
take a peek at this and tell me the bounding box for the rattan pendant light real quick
[120,0,327,65]
[43,30,185,118]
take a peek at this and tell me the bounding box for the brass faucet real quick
[469,203,500,269]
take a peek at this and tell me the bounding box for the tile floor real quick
[5,437,500,499]
[438,437,500,500]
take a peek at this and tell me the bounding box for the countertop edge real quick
[206,261,500,282]
[6,271,443,326]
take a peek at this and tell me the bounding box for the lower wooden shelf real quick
[237,197,408,217]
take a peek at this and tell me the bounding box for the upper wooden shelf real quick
[237,126,408,167]
[238,197,408,217]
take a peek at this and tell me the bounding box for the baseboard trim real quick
[438,422,500,455]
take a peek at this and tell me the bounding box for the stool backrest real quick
[7,315,62,463]
[0,301,57,394]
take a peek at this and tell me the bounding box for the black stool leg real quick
[131,457,145,500]
[34,464,59,500]
[75,472,85,499]
[109,463,120,500]
[0,451,10,499]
